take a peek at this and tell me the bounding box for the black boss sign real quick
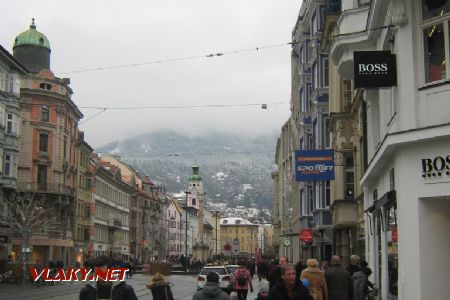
[354,51,397,88]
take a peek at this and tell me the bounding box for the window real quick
[4,154,17,177]
[325,181,331,207]
[0,70,8,91]
[323,117,330,147]
[0,105,5,127]
[6,113,19,134]
[422,1,450,20]
[41,105,50,122]
[343,80,353,112]
[421,1,450,83]
[311,13,317,35]
[191,198,196,206]
[37,165,48,188]
[312,62,317,89]
[8,73,20,95]
[39,133,49,152]
[344,153,355,198]
[322,57,329,87]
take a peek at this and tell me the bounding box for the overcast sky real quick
[1,0,301,147]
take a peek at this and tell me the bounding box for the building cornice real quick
[361,123,450,186]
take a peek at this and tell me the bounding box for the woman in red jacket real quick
[233,264,254,300]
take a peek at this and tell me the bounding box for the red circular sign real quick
[224,244,231,251]
[299,229,314,243]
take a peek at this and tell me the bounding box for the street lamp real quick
[184,191,191,260]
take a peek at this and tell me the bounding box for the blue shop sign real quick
[295,150,335,181]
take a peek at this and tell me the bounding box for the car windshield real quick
[200,268,227,275]
[226,267,238,274]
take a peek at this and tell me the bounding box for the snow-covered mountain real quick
[97,130,277,211]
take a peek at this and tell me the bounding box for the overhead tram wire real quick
[59,42,291,75]
[78,101,289,110]
[58,24,396,75]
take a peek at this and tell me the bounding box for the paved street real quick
[0,274,261,300]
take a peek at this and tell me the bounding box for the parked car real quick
[197,265,233,293]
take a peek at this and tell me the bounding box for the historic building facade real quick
[0,44,27,260]
[322,0,366,266]
[12,20,83,265]
[100,155,162,262]
[220,217,258,259]
[90,157,132,260]
[73,134,93,265]
[330,1,450,299]
[274,0,333,262]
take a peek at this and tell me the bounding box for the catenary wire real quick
[58,24,395,75]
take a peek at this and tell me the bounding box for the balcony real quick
[108,217,122,229]
[312,208,332,230]
[17,182,75,197]
[331,199,358,228]
[299,215,314,229]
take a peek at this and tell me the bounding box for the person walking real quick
[324,256,352,300]
[300,259,328,300]
[267,256,287,289]
[346,255,360,277]
[193,272,230,300]
[79,256,138,300]
[233,264,254,300]
[267,263,313,300]
[147,272,175,300]
[352,267,375,300]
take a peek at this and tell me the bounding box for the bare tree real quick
[0,192,59,285]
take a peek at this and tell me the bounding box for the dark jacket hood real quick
[201,282,223,298]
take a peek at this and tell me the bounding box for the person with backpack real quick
[233,264,254,300]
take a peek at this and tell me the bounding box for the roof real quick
[220,217,254,226]
[14,19,51,50]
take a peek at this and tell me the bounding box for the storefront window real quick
[386,205,398,299]
[422,0,450,20]
[423,24,446,82]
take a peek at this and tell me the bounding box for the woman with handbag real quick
[147,272,175,300]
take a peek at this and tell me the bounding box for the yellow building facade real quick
[220,217,258,258]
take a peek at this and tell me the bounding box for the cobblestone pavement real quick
[0,274,261,300]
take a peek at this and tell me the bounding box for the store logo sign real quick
[421,155,450,178]
[354,51,397,88]
[295,150,335,181]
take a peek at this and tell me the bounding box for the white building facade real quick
[166,198,182,257]
[331,1,450,299]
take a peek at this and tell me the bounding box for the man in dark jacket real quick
[79,256,137,300]
[324,256,353,300]
[267,256,287,289]
[192,271,229,300]
[268,263,312,300]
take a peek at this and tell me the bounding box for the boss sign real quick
[354,51,397,88]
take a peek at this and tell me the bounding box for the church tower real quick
[13,18,51,73]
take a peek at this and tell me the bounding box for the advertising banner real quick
[354,51,397,88]
[295,149,335,181]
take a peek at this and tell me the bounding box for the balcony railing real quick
[17,182,75,196]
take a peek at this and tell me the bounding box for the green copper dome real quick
[14,19,51,50]
[188,165,202,181]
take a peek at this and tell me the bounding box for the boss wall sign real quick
[421,155,450,179]
[354,51,397,88]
